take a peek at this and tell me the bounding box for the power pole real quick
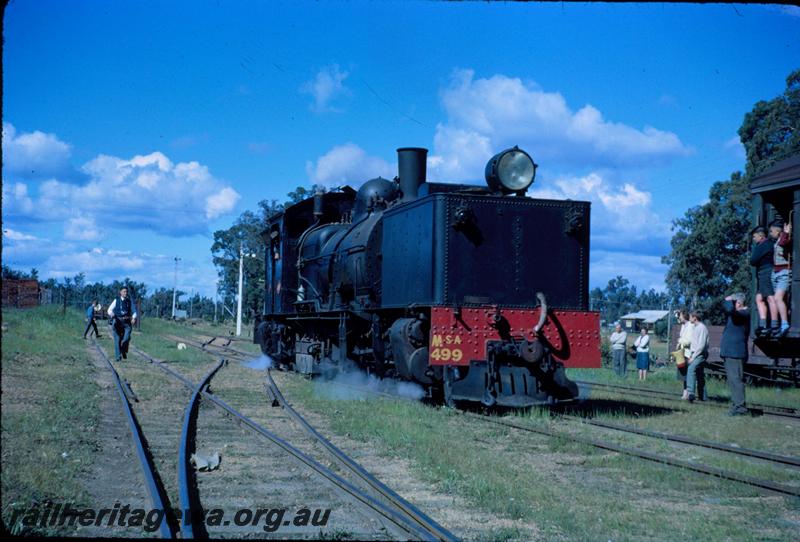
[236,241,244,336]
[171,256,181,319]
[667,298,673,349]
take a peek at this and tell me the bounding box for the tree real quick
[664,67,800,324]
[1,265,36,280]
[211,186,324,322]
[662,171,751,322]
[211,199,284,320]
[739,69,800,177]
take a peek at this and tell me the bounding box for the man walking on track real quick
[82,299,102,339]
[107,286,137,361]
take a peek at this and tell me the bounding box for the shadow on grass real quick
[451,397,679,419]
[551,398,679,418]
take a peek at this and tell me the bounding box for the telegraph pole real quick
[171,256,181,319]
[236,242,244,336]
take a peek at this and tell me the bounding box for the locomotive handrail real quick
[533,292,548,334]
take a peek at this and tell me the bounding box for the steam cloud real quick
[314,359,425,402]
[243,354,274,371]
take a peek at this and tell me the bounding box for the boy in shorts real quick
[769,220,792,337]
[750,226,776,337]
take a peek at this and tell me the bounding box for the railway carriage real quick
[748,154,800,381]
[254,147,601,406]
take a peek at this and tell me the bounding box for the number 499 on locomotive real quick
[254,146,601,407]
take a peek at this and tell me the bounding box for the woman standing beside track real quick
[634,328,650,381]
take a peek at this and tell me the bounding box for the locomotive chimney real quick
[397,147,427,203]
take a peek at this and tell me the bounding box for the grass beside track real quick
[1,306,101,536]
[569,365,800,410]
[279,375,800,542]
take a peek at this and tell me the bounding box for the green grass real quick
[568,365,800,410]
[279,374,799,541]
[1,306,101,536]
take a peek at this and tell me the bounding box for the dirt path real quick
[115,346,412,539]
[78,344,154,538]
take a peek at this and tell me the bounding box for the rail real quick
[178,358,226,539]
[131,346,444,541]
[265,370,459,542]
[467,413,800,498]
[92,341,176,538]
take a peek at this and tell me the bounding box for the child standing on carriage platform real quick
[769,220,792,337]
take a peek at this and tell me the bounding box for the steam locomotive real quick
[254,147,601,406]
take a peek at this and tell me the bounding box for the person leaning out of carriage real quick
[720,293,750,416]
[107,286,137,361]
[750,226,777,337]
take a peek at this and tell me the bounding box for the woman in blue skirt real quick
[634,328,651,381]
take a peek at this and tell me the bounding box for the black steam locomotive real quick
[254,147,600,406]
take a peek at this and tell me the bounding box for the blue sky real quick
[3,1,799,299]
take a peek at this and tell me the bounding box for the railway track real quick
[132,343,457,541]
[91,341,176,538]
[575,379,800,420]
[467,413,800,497]
[170,335,800,499]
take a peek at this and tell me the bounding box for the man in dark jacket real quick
[721,293,750,416]
[750,226,776,337]
[106,287,138,361]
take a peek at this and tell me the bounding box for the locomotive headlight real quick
[484,146,537,193]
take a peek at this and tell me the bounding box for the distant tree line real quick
[1,266,225,322]
[590,275,674,336]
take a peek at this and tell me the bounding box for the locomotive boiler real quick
[255,146,601,406]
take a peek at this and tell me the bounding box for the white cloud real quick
[301,64,350,113]
[41,247,219,297]
[2,228,39,241]
[64,216,104,242]
[205,187,240,219]
[590,250,668,292]
[2,182,35,216]
[47,247,146,277]
[3,122,73,180]
[428,69,692,181]
[9,144,241,236]
[724,135,746,161]
[529,171,669,255]
[306,143,393,188]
